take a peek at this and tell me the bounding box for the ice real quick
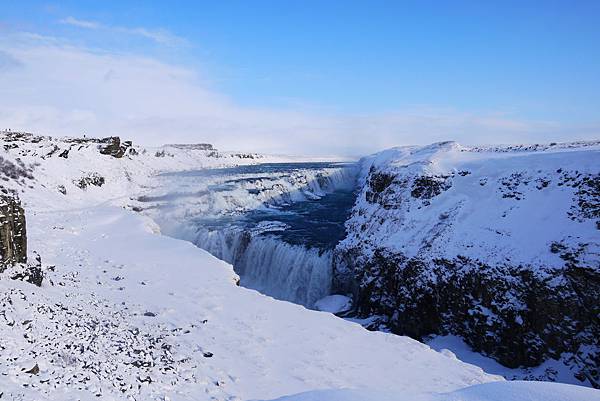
[314,295,353,314]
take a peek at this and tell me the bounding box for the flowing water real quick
[143,162,358,307]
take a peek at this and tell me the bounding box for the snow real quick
[1,133,598,400]
[341,139,600,270]
[0,205,499,400]
[427,335,595,387]
[255,381,600,401]
[314,295,352,314]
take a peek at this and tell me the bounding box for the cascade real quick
[195,228,332,307]
[147,162,359,308]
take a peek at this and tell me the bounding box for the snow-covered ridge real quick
[334,139,600,387]
[464,139,600,153]
[343,139,599,265]
[0,130,294,211]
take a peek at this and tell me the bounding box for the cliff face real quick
[0,194,27,269]
[334,141,600,387]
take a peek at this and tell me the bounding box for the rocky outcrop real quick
[98,137,132,158]
[0,195,44,286]
[0,156,35,182]
[74,173,105,189]
[166,143,215,151]
[334,142,600,387]
[0,194,27,268]
[335,248,599,386]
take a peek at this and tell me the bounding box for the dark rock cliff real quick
[335,247,599,386]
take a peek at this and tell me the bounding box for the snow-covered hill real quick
[0,131,598,400]
[334,140,600,387]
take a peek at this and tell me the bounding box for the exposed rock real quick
[98,136,131,158]
[74,173,105,189]
[0,195,42,286]
[0,156,35,181]
[571,173,600,221]
[24,364,40,375]
[336,246,600,387]
[411,175,452,199]
[0,195,27,269]
[365,167,395,205]
[1,130,45,144]
[230,152,258,159]
[10,260,44,287]
[166,143,215,151]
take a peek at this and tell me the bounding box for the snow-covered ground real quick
[260,381,600,401]
[340,140,600,266]
[1,204,500,400]
[426,335,594,386]
[1,132,599,400]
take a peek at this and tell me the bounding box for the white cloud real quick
[0,33,596,156]
[59,16,187,47]
[59,16,100,29]
[121,27,187,46]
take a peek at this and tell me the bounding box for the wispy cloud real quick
[59,16,187,47]
[59,16,100,29]
[0,33,595,156]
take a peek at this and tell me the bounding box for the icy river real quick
[141,162,358,307]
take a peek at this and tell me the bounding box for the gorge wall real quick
[333,141,600,387]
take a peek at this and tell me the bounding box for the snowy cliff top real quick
[344,139,600,268]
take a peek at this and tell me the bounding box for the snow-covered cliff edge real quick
[334,140,600,387]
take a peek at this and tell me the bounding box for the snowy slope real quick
[260,381,600,401]
[0,205,500,400]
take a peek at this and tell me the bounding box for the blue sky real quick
[1,1,599,155]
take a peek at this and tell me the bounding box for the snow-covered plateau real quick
[0,131,598,401]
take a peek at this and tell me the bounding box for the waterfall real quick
[194,227,333,308]
[146,163,359,309]
[306,165,358,195]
